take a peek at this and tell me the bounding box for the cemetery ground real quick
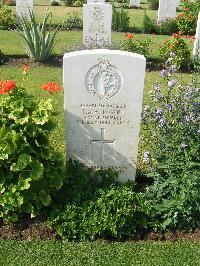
[0,1,200,264]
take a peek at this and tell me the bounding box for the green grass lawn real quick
[0,29,193,62]
[0,240,200,266]
[9,2,183,32]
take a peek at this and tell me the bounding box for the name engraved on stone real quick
[90,128,115,162]
[77,103,130,125]
[86,57,123,100]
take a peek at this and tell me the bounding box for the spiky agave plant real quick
[16,10,59,62]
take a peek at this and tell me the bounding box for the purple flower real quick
[160,69,169,77]
[156,108,163,115]
[143,105,149,112]
[165,104,172,111]
[159,118,166,127]
[185,115,190,122]
[143,151,150,164]
[168,79,176,88]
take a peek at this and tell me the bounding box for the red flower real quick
[41,82,62,93]
[22,64,30,75]
[125,33,134,39]
[0,80,16,94]
[186,35,195,41]
[183,7,189,12]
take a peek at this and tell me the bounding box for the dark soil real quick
[1,217,200,241]
[0,216,57,241]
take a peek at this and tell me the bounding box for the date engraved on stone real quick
[85,57,123,100]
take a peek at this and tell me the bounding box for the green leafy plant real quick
[142,64,200,230]
[16,10,59,62]
[175,0,200,35]
[112,6,130,32]
[143,13,178,35]
[48,161,152,241]
[0,80,65,223]
[159,32,191,69]
[63,0,74,6]
[121,33,152,57]
[64,12,83,30]
[157,18,178,35]
[143,12,157,34]
[0,4,16,30]
[50,0,61,6]
[148,0,159,10]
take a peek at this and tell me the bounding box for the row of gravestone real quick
[16,0,200,56]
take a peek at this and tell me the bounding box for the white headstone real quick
[193,11,200,57]
[64,50,146,182]
[83,3,112,46]
[157,0,176,21]
[130,0,140,8]
[16,0,33,21]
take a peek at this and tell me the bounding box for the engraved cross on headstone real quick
[90,128,115,162]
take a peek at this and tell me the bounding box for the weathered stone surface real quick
[193,11,200,57]
[64,50,146,182]
[16,0,33,21]
[130,0,140,8]
[83,3,112,46]
[158,0,176,21]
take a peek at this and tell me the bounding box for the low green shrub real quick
[0,4,16,30]
[121,33,152,57]
[142,64,200,230]
[148,0,158,10]
[112,6,130,32]
[175,0,200,35]
[143,13,178,35]
[0,81,65,223]
[63,0,74,6]
[64,12,83,30]
[159,32,191,69]
[16,11,59,62]
[48,161,152,241]
[157,18,178,35]
[50,0,61,6]
[143,12,157,34]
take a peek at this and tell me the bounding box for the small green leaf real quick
[39,190,51,206]
[18,178,31,190]
[10,154,32,172]
[30,160,43,180]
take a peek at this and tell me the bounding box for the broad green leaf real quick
[23,203,34,213]
[30,160,43,180]
[18,178,31,190]
[10,154,32,172]
[39,190,51,206]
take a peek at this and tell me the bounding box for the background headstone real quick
[193,11,200,57]
[130,0,140,8]
[16,0,33,21]
[64,50,146,182]
[158,0,176,21]
[83,3,112,46]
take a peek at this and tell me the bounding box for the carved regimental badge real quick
[86,58,123,100]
